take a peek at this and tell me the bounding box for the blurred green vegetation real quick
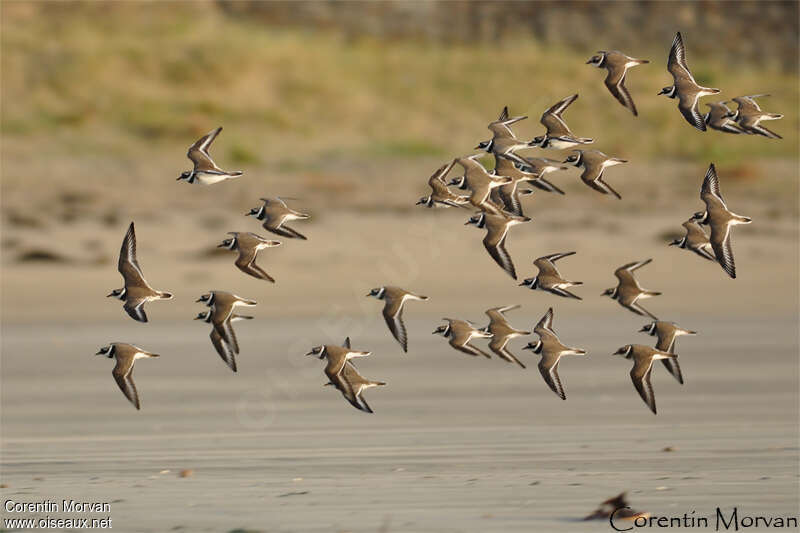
[1,2,797,175]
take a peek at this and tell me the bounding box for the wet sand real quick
[2,314,797,532]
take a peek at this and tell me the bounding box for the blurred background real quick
[1,3,798,531]
[1,0,798,323]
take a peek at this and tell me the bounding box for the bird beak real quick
[195,297,204,302]
[216,243,226,248]
[431,329,439,335]
[464,220,472,225]
[305,350,315,356]
[193,315,202,320]
[176,176,183,181]
[106,292,114,297]
[244,211,252,216]
[585,59,593,64]
[267,241,281,247]
[518,281,526,286]
[95,350,104,355]
[639,326,649,332]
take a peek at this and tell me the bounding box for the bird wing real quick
[382,297,408,352]
[214,311,240,354]
[667,32,697,85]
[187,127,222,172]
[700,163,726,208]
[112,355,140,410]
[540,94,577,136]
[604,68,638,116]
[118,222,148,287]
[708,220,736,278]
[630,358,658,414]
[483,225,517,279]
[538,355,566,400]
[678,92,708,131]
[210,328,237,372]
[123,298,149,323]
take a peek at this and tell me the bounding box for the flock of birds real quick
[96,32,781,415]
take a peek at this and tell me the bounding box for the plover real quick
[658,32,720,131]
[491,154,562,214]
[730,94,783,139]
[482,305,530,368]
[449,154,512,215]
[306,341,371,381]
[531,94,593,150]
[194,294,255,372]
[613,344,677,414]
[324,337,385,413]
[563,150,626,199]
[196,290,258,310]
[476,106,535,157]
[367,286,429,352]
[108,222,173,323]
[513,156,568,195]
[704,101,746,134]
[520,251,583,300]
[640,321,696,384]
[217,232,281,282]
[195,311,252,372]
[177,127,243,185]
[602,259,661,319]
[417,160,470,208]
[669,218,716,261]
[246,197,310,240]
[433,319,493,358]
[95,343,159,410]
[522,307,587,400]
[692,163,752,278]
[586,50,649,116]
[465,212,531,280]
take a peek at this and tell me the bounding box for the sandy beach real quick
[2,308,798,532]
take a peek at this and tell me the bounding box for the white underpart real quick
[195,173,240,185]
[547,138,580,150]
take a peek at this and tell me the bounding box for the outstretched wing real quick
[112,357,140,410]
[118,222,147,287]
[210,328,237,372]
[631,360,657,414]
[538,356,566,400]
[187,127,222,171]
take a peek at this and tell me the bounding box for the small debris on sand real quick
[277,491,309,498]
[179,469,193,478]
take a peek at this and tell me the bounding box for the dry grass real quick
[0,3,797,219]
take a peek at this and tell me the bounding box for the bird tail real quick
[645,291,662,297]
[146,353,160,358]
[159,292,173,299]
[371,381,387,387]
